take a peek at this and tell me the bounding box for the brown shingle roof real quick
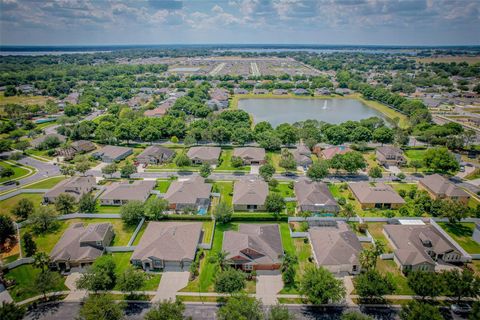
[419,174,470,198]
[349,182,405,205]
[164,176,212,205]
[99,180,156,202]
[233,147,266,162]
[295,180,338,207]
[233,180,268,206]
[186,147,221,162]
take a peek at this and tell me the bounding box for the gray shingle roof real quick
[44,175,96,201]
[164,176,212,205]
[233,147,266,162]
[419,174,470,198]
[295,180,338,207]
[99,180,156,202]
[233,180,268,206]
[186,147,221,162]
[349,182,405,205]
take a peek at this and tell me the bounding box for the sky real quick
[0,0,479,46]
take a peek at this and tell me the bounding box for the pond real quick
[238,98,388,127]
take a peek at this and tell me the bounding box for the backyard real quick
[0,193,44,218]
[438,222,480,254]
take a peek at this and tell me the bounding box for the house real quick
[253,89,268,95]
[223,224,284,271]
[295,180,339,213]
[234,88,249,95]
[233,147,266,165]
[186,146,221,165]
[50,222,114,271]
[293,88,309,95]
[31,134,66,149]
[44,176,96,203]
[384,224,465,272]
[130,222,203,271]
[418,174,471,204]
[349,182,405,209]
[210,88,229,102]
[136,146,175,165]
[93,145,133,163]
[309,222,362,275]
[316,145,352,160]
[99,180,156,205]
[233,180,268,211]
[144,100,174,117]
[292,144,312,168]
[272,89,288,95]
[163,176,212,213]
[57,140,96,161]
[376,146,406,167]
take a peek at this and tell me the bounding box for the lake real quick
[238,98,388,127]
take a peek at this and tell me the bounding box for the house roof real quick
[137,145,175,160]
[309,222,362,267]
[50,223,111,263]
[44,175,96,201]
[186,147,221,161]
[233,147,266,162]
[99,180,156,201]
[94,145,132,159]
[376,145,404,157]
[420,174,470,198]
[349,182,405,205]
[164,176,212,205]
[223,224,283,265]
[384,224,458,266]
[320,146,352,160]
[71,140,96,152]
[131,222,202,262]
[295,180,338,208]
[295,144,311,156]
[233,180,268,206]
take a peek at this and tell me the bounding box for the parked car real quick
[451,303,472,314]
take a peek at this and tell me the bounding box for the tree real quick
[341,203,355,221]
[340,151,367,174]
[265,193,286,213]
[470,301,480,320]
[214,268,246,293]
[423,147,459,173]
[400,301,443,320]
[341,311,373,320]
[35,269,61,300]
[174,153,192,167]
[444,269,480,302]
[299,266,345,304]
[0,302,25,320]
[55,193,76,215]
[214,201,233,224]
[11,198,34,220]
[372,127,393,145]
[230,156,244,168]
[232,127,253,145]
[355,270,396,300]
[217,294,263,320]
[407,271,444,300]
[75,161,91,176]
[117,266,146,295]
[79,193,97,213]
[79,294,124,320]
[0,167,14,178]
[199,163,212,178]
[77,255,117,292]
[359,240,385,271]
[276,123,298,145]
[260,163,275,181]
[120,161,136,178]
[23,232,37,256]
[144,198,168,220]
[101,163,117,178]
[60,165,75,177]
[307,161,329,181]
[30,206,58,233]
[267,304,296,320]
[33,252,51,272]
[0,215,15,245]
[145,299,185,320]
[13,140,30,153]
[279,149,296,172]
[441,199,469,223]
[368,166,382,181]
[409,160,423,173]
[120,200,144,226]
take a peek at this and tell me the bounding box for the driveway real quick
[63,273,88,302]
[152,271,190,302]
[256,272,283,305]
[250,165,260,175]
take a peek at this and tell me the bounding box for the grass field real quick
[96,205,122,213]
[438,222,480,254]
[213,181,233,206]
[24,176,65,189]
[155,180,172,193]
[4,264,67,302]
[0,193,44,218]
[25,149,54,161]
[365,222,394,253]
[270,182,295,198]
[0,160,31,183]
[0,92,50,107]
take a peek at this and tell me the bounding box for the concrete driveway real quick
[152,271,190,302]
[250,165,260,175]
[64,273,88,302]
[256,272,283,305]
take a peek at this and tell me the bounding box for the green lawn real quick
[155,180,172,193]
[215,149,250,172]
[110,252,161,291]
[270,182,295,198]
[376,259,413,295]
[4,264,67,302]
[365,222,394,253]
[25,176,65,189]
[387,183,417,194]
[25,149,54,161]
[0,193,44,219]
[0,161,31,183]
[403,149,427,172]
[132,223,147,246]
[202,221,214,244]
[267,152,285,173]
[438,222,480,254]
[213,181,233,206]
[96,205,122,214]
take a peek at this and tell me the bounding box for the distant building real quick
[44,176,96,203]
[57,140,96,161]
[376,146,406,167]
[349,182,405,209]
[136,145,175,165]
[293,88,309,95]
[292,144,313,168]
[233,180,268,211]
[418,174,471,204]
[316,145,352,160]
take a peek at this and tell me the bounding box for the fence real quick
[105,246,136,253]
[380,253,395,260]
[127,218,145,247]
[5,258,34,270]
[198,220,216,250]
[0,188,48,201]
[430,220,473,262]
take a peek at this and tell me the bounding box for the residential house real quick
[349,182,405,209]
[316,145,352,160]
[44,176,96,203]
[233,180,268,211]
[31,133,67,149]
[57,140,96,161]
[234,88,249,95]
[376,146,406,167]
[93,145,133,163]
[384,224,465,272]
[131,222,203,271]
[50,222,114,271]
[223,224,284,271]
[99,180,156,206]
[293,88,309,95]
[253,89,268,95]
[163,176,212,213]
[295,180,339,213]
[418,174,471,204]
[186,146,221,165]
[233,147,266,165]
[144,100,174,117]
[136,146,175,165]
[309,222,362,275]
[272,89,288,95]
[292,144,313,168]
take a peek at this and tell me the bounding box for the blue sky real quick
[1,0,479,46]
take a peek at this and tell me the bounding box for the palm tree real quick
[216,251,229,271]
[33,252,51,272]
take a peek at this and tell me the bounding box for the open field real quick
[0,92,50,107]
[155,179,172,193]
